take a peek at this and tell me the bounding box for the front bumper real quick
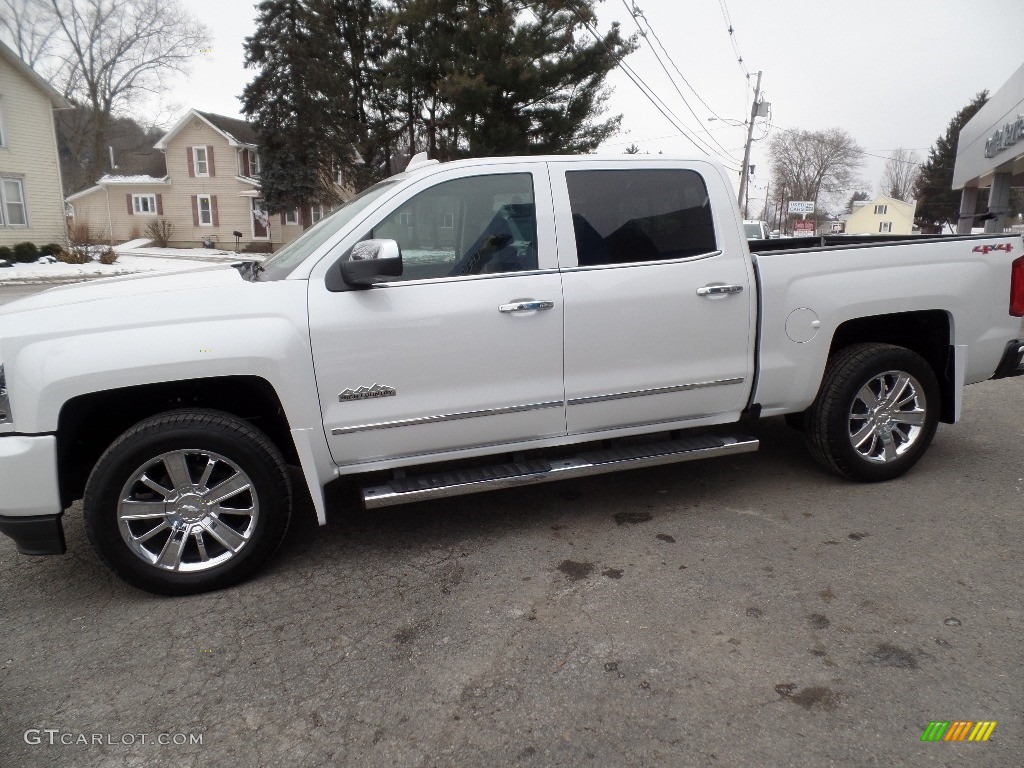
[0,434,65,555]
[992,339,1024,379]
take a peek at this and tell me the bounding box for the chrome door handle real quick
[499,300,555,313]
[696,284,744,297]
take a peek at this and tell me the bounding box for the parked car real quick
[743,219,771,239]
[2,154,1023,594]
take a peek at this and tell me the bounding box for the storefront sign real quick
[984,114,1024,158]
[788,201,815,214]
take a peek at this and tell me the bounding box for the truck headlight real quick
[0,363,10,424]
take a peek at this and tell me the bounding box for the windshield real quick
[256,179,400,279]
[744,223,764,239]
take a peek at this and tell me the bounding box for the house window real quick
[285,208,299,225]
[440,212,453,229]
[132,194,158,214]
[398,212,412,226]
[248,149,260,176]
[879,221,892,233]
[311,204,325,223]
[874,204,888,215]
[194,146,209,176]
[1,178,27,226]
[198,194,213,226]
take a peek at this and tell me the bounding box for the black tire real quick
[83,409,292,595]
[806,343,940,482]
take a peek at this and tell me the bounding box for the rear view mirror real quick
[340,239,403,287]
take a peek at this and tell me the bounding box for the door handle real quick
[499,300,555,313]
[696,284,744,297]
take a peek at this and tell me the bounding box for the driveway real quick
[1,378,1021,767]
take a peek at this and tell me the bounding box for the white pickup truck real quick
[2,155,1023,594]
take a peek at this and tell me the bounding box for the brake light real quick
[1012,256,1024,317]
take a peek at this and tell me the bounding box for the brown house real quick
[67,108,347,249]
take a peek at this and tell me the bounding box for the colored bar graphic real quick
[921,720,996,742]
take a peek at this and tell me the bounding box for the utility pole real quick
[737,70,762,213]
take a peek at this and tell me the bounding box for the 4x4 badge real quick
[339,384,397,402]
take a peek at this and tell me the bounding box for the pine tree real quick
[913,91,988,229]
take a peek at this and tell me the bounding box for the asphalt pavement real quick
[0,374,1021,767]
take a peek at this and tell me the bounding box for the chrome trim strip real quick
[377,268,560,288]
[331,400,564,436]
[561,250,721,273]
[567,377,743,406]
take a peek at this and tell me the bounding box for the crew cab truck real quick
[2,155,1023,595]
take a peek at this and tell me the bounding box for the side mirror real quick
[340,239,403,287]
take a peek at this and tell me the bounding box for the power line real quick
[621,0,739,162]
[717,0,751,79]
[555,1,740,169]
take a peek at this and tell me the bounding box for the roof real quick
[0,40,71,109]
[154,108,258,150]
[66,175,170,202]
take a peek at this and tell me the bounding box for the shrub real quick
[12,242,40,263]
[98,248,118,265]
[68,220,92,245]
[0,245,13,262]
[241,241,275,254]
[127,223,140,240]
[144,218,173,248]
[40,242,66,257]
[56,245,91,265]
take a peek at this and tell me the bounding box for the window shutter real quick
[207,146,216,176]
[126,194,134,215]
[187,147,195,177]
[241,150,250,177]
[280,212,286,226]
[211,195,219,227]
[155,194,163,215]
[191,195,199,226]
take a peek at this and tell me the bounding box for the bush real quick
[0,245,13,262]
[40,242,66,257]
[98,248,118,265]
[68,220,92,245]
[56,245,91,265]
[144,218,173,248]
[241,241,275,254]
[12,242,39,263]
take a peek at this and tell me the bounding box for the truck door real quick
[307,163,566,467]
[550,160,755,435]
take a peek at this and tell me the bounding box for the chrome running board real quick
[361,435,759,509]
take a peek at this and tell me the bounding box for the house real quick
[0,40,71,248]
[67,108,345,249]
[844,195,917,235]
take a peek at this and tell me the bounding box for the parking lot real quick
[0,362,1019,767]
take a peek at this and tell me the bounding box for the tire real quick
[83,409,292,595]
[806,343,940,482]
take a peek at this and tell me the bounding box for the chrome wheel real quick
[847,370,927,463]
[117,449,260,572]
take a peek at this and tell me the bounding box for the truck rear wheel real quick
[806,343,939,482]
[83,409,292,595]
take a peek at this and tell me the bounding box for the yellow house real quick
[0,40,70,248]
[844,195,917,235]
[67,108,347,250]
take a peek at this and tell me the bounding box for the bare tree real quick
[880,147,921,202]
[768,128,866,225]
[44,0,210,182]
[0,0,59,67]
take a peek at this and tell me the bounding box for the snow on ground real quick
[0,245,264,283]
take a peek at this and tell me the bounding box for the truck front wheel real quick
[806,343,939,482]
[83,409,292,595]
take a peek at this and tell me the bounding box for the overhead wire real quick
[620,0,740,163]
[555,0,740,169]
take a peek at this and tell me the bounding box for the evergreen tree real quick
[913,91,988,229]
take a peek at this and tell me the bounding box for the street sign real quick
[793,220,815,234]
[788,201,815,214]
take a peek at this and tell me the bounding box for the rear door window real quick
[565,169,716,266]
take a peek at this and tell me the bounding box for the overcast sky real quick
[172,0,1024,213]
